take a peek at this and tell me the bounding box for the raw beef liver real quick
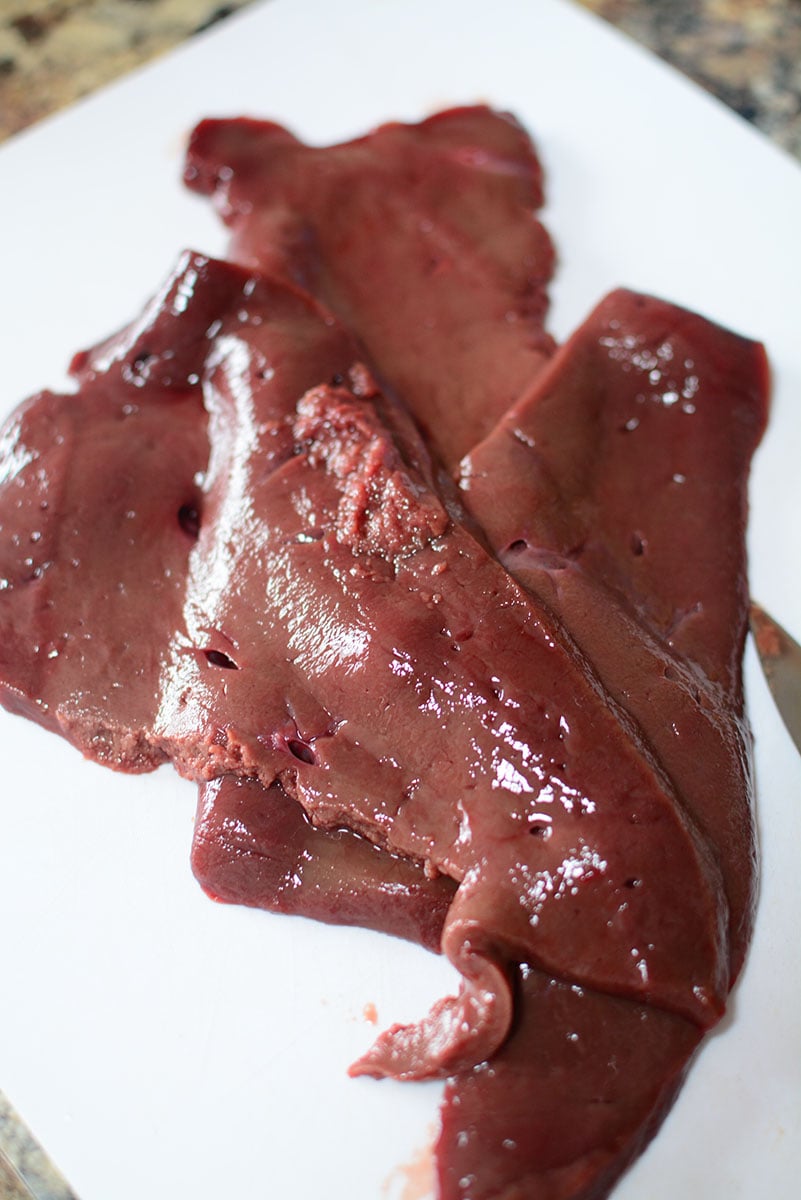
[437,964,701,1200]
[0,102,770,1200]
[458,288,769,980]
[0,251,728,1073]
[184,105,556,470]
[193,774,455,952]
[435,289,768,1198]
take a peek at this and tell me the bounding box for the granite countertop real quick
[582,0,801,159]
[1,0,800,159]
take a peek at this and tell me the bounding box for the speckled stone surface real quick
[0,1091,77,1200]
[1,0,800,159]
[0,0,258,142]
[581,0,801,161]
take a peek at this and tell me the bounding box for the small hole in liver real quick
[287,738,316,765]
[204,649,238,670]
[178,503,200,538]
[529,822,550,839]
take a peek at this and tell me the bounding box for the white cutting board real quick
[0,1,799,1197]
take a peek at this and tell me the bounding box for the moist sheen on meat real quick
[459,288,767,982]
[183,105,557,470]
[193,774,456,953]
[436,288,768,1198]
[0,105,770,1200]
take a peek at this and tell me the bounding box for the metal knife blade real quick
[750,603,801,755]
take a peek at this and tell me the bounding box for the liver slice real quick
[459,288,769,978]
[437,964,700,1200]
[183,105,556,470]
[192,774,455,953]
[436,289,768,1199]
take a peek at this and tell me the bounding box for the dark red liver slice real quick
[459,289,769,977]
[436,964,700,1200]
[183,105,556,470]
[192,774,455,953]
[435,289,767,1199]
[0,252,222,766]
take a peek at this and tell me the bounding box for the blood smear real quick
[363,1002,379,1025]
[383,1131,436,1200]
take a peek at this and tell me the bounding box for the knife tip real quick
[749,602,784,662]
